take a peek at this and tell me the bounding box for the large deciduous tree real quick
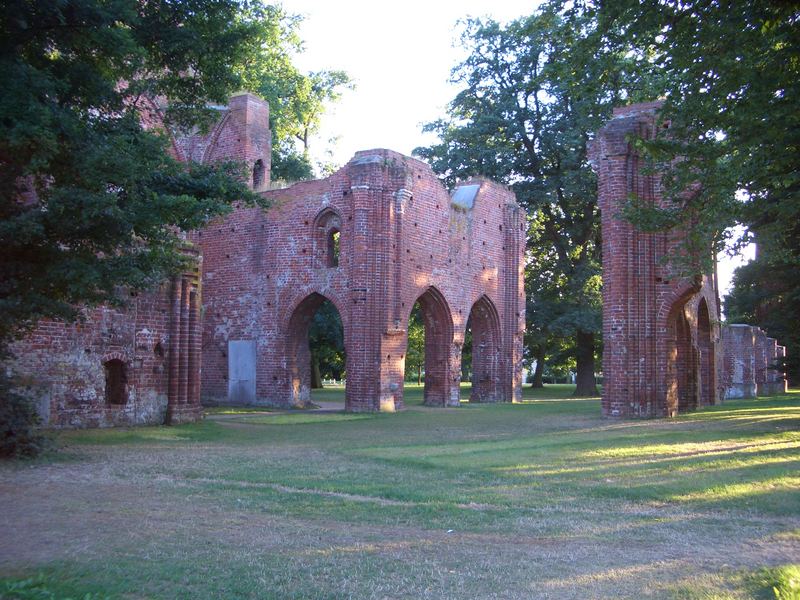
[235,9,353,181]
[415,5,657,395]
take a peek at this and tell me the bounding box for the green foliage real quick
[0,0,280,347]
[405,305,425,383]
[234,8,353,179]
[415,4,658,392]
[308,300,345,381]
[0,371,48,458]
[600,0,800,385]
[725,257,800,383]
[595,1,800,273]
[750,565,800,600]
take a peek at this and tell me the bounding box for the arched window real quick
[104,359,128,405]
[252,159,265,189]
[327,229,340,267]
[313,208,342,269]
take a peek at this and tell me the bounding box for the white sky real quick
[282,0,536,165]
[280,0,751,300]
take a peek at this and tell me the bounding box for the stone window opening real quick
[252,159,265,189]
[313,208,342,269]
[104,359,128,405]
[327,229,340,267]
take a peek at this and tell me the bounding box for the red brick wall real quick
[591,103,722,417]
[9,93,523,424]
[198,149,525,411]
[5,92,270,428]
[720,324,787,397]
[9,286,173,428]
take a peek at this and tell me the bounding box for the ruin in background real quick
[592,103,787,418]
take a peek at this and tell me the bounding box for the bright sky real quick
[283,0,536,166]
[281,0,751,300]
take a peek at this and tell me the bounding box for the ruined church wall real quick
[721,324,787,398]
[8,287,173,428]
[198,149,524,410]
[593,102,722,418]
[4,94,265,429]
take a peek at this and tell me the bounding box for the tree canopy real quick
[592,0,800,380]
[234,8,353,180]
[415,4,659,394]
[0,0,346,349]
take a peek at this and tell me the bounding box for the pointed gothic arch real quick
[408,286,454,406]
[465,295,502,402]
[286,292,347,407]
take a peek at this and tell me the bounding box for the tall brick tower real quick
[591,103,722,418]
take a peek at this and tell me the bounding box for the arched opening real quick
[287,293,345,407]
[665,301,697,416]
[464,296,502,402]
[252,159,265,189]
[314,209,342,269]
[404,287,454,406]
[103,359,128,405]
[327,229,340,267]
[697,298,715,407]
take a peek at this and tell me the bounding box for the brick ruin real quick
[592,103,723,417]
[199,148,525,411]
[720,324,787,399]
[9,93,787,428]
[8,93,524,426]
[8,258,202,428]
[593,102,788,417]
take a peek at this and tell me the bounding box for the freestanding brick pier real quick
[591,103,722,417]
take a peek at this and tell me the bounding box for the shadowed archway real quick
[697,297,715,407]
[408,287,454,406]
[465,295,502,402]
[287,292,346,407]
[665,300,697,416]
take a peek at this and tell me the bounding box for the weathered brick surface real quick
[8,263,201,428]
[5,97,269,428]
[591,103,722,417]
[720,324,787,397]
[10,93,523,425]
[199,150,525,411]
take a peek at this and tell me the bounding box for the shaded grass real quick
[2,387,798,599]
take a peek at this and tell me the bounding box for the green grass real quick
[1,385,798,599]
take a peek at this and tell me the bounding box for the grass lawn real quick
[1,385,798,599]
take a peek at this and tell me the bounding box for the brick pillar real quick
[378,188,411,411]
[345,176,382,412]
[167,249,203,425]
[776,345,788,394]
[178,277,190,405]
[754,328,768,396]
[188,287,200,405]
[166,276,182,423]
[503,202,524,403]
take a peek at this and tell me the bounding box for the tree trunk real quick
[574,330,598,396]
[531,347,545,388]
[311,356,323,389]
[417,365,422,385]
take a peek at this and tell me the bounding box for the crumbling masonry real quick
[592,102,787,417]
[9,93,524,426]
